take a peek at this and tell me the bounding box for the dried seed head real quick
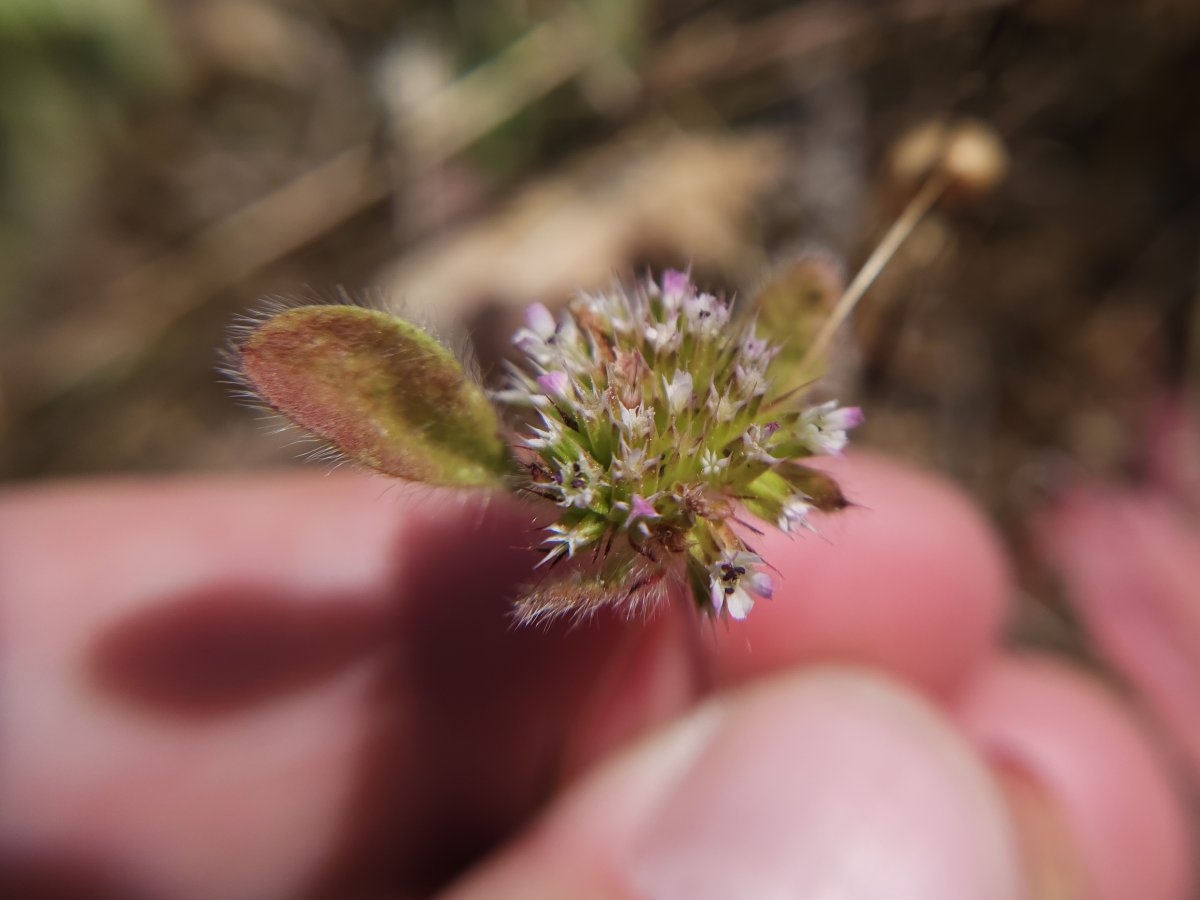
[889,118,1009,201]
[941,120,1009,197]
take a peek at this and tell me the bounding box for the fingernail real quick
[993,765,1086,899]
[619,669,1023,900]
[959,658,1194,900]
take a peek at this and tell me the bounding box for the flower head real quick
[497,270,861,622]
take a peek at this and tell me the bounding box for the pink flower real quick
[627,493,658,523]
[524,302,557,339]
[710,552,774,619]
[537,371,572,402]
[662,269,691,299]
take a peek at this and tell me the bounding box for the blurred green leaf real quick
[752,254,846,386]
[0,0,179,314]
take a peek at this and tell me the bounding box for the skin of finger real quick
[441,667,1025,900]
[957,655,1194,900]
[542,452,1013,777]
[0,457,1013,899]
[0,473,644,899]
[713,453,1011,699]
[1037,488,1200,776]
[558,607,705,780]
[1144,394,1200,508]
[1,473,420,900]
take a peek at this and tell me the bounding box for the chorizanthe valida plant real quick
[232,267,861,624]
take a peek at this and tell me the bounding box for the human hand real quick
[1038,395,1200,797]
[0,455,1191,899]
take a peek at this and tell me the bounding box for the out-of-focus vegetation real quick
[0,0,1196,572]
[0,0,177,315]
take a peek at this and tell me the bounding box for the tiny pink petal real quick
[662,269,691,297]
[629,493,658,521]
[710,582,725,615]
[537,371,570,400]
[839,407,865,429]
[524,302,557,339]
[748,571,775,600]
[726,589,754,620]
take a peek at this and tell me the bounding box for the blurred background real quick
[0,0,1197,648]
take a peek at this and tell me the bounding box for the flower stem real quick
[797,170,951,374]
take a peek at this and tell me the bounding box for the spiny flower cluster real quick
[498,270,862,623]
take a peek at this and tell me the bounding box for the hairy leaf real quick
[239,305,511,487]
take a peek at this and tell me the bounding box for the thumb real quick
[442,668,1024,900]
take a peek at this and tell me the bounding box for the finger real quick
[1143,393,1200,507]
[957,655,1194,900]
[442,667,1025,900]
[1036,486,1200,776]
[0,473,646,898]
[558,453,1013,776]
[0,454,1015,899]
[712,453,1011,698]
